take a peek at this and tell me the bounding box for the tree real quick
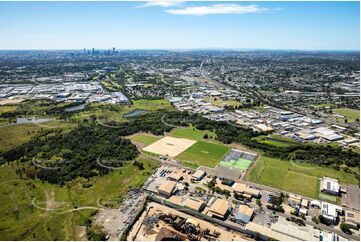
[340,223,352,234]
[203,133,209,139]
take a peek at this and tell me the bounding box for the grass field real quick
[333,108,360,122]
[253,134,299,148]
[130,133,162,145]
[176,141,231,168]
[219,158,252,170]
[168,126,216,141]
[205,97,242,108]
[319,193,337,203]
[0,121,76,152]
[246,156,359,199]
[132,99,173,111]
[0,158,157,240]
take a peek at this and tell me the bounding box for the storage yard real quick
[128,202,250,241]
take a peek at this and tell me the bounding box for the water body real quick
[17,117,51,124]
[123,109,148,118]
[65,103,86,112]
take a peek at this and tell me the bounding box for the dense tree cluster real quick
[1,125,139,184]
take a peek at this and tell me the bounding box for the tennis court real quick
[219,149,256,170]
[219,158,252,170]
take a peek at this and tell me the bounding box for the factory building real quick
[183,198,205,212]
[320,202,342,223]
[157,181,177,198]
[191,169,206,181]
[320,177,340,196]
[234,205,254,224]
[205,198,230,220]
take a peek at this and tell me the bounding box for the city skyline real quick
[0,1,360,50]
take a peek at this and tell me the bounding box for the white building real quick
[321,202,342,223]
[320,177,340,196]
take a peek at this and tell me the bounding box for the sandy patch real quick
[0,98,24,105]
[142,136,196,157]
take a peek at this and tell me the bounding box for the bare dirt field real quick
[142,136,196,157]
[0,98,24,105]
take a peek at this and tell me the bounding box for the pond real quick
[122,109,148,118]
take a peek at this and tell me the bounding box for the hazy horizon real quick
[1,1,359,50]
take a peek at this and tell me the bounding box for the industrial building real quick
[167,172,183,182]
[232,183,260,198]
[182,198,205,212]
[191,169,206,181]
[320,177,340,195]
[344,210,360,229]
[157,181,177,198]
[234,205,254,224]
[206,198,230,220]
[321,202,342,223]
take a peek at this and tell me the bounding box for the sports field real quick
[219,158,252,170]
[176,141,231,168]
[142,136,196,157]
[246,156,359,199]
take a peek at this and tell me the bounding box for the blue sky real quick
[0,1,359,50]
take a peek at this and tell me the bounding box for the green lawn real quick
[0,121,76,152]
[253,134,299,148]
[0,158,157,240]
[132,99,173,111]
[169,126,216,141]
[130,133,162,145]
[176,141,231,168]
[246,156,359,199]
[333,108,360,122]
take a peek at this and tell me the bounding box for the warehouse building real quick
[167,172,183,182]
[191,169,206,181]
[232,183,260,198]
[321,202,342,223]
[344,210,360,229]
[157,181,177,198]
[183,198,205,212]
[234,205,254,224]
[320,177,340,196]
[206,198,230,220]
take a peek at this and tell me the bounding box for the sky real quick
[0,1,359,50]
